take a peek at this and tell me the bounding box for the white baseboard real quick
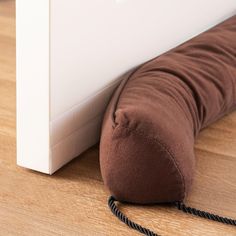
[50,80,121,174]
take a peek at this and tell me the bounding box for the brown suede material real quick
[100,16,236,204]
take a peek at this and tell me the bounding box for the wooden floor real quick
[0,1,236,235]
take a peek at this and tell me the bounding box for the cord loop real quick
[108,196,236,236]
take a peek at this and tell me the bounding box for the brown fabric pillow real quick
[100,16,236,204]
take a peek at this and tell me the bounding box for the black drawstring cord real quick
[108,196,236,236]
[174,201,236,226]
[108,196,159,236]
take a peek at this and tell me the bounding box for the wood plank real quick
[0,1,235,235]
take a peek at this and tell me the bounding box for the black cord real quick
[174,201,236,226]
[108,196,236,236]
[108,196,159,236]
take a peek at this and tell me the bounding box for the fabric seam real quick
[112,123,186,201]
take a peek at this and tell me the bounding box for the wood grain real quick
[0,1,236,235]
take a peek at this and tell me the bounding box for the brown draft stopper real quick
[100,16,236,204]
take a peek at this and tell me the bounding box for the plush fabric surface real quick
[100,16,236,204]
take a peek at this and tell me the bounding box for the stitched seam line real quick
[104,119,117,190]
[115,124,186,200]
